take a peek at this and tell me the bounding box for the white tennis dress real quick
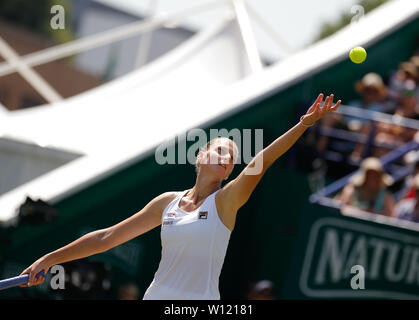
[143,189,231,300]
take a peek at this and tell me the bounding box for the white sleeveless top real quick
[143,189,231,300]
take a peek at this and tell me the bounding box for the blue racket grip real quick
[0,270,45,290]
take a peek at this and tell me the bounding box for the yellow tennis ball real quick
[349,46,367,64]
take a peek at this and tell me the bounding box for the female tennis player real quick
[20,93,340,299]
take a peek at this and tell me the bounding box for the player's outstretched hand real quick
[300,93,341,127]
[19,257,50,287]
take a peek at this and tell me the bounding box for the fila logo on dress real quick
[199,211,208,219]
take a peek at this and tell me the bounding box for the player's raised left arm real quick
[222,93,341,211]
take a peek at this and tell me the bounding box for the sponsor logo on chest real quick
[162,211,208,226]
[199,211,208,219]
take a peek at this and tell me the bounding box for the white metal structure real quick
[0,0,418,225]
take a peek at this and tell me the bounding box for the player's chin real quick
[208,164,227,179]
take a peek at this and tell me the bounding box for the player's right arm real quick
[19,192,177,286]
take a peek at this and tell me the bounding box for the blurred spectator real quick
[335,157,395,217]
[374,79,418,152]
[395,174,419,223]
[410,55,419,102]
[117,283,140,300]
[350,79,418,160]
[315,73,392,156]
[347,73,391,131]
[392,79,419,120]
[246,280,275,300]
[410,55,419,83]
[388,61,418,101]
[401,151,419,199]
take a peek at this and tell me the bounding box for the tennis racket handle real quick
[0,270,45,290]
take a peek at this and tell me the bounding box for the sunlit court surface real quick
[0,0,418,316]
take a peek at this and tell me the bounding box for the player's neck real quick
[189,176,220,204]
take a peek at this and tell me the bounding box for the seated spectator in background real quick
[374,79,418,152]
[388,61,418,101]
[401,149,419,200]
[392,79,419,120]
[408,55,419,110]
[402,161,419,200]
[315,74,387,152]
[117,283,140,300]
[395,174,419,223]
[246,280,275,300]
[335,157,395,217]
[346,73,391,131]
[410,55,419,84]
[350,80,418,160]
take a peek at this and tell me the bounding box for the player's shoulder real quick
[151,191,180,208]
[161,191,180,200]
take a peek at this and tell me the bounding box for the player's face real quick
[199,139,236,181]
